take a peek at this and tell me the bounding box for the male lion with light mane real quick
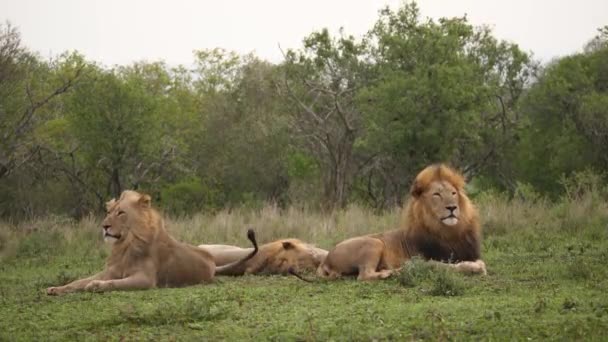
[46,190,258,295]
[317,164,487,281]
[199,239,328,276]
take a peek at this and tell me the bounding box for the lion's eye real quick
[452,191,456,196]
[433,192,441,197]
[117,210,126,216]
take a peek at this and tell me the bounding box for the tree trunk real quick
[323,131,355,209]
[110,168,122,198]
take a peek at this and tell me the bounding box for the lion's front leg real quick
[46,271,107,296]
[453,259,487,275]
[84,272,155,293]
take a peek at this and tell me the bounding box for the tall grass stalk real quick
[1,191,606,260]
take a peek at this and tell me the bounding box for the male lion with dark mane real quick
[317,164,486,281]
[199,239,328,276]
[46,190,258,295]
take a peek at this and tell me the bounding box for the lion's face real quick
[102,199,127,244]
[424,181,460,226]
[102,191,152,244]
[272,240,326,273]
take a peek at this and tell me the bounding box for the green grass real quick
[1,195,608,340]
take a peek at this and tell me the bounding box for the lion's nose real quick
[102,224,111,230]
[446,206,457,212]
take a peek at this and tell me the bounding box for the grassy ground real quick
[1,193,608,341]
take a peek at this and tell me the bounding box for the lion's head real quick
[266,239,328,274]
[405,164,477,235]
[102,190,160,245]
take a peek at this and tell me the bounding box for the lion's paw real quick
[455,260,487,275]
[46,287,62,296]
[475,260,487,275]
[378,269,394,279]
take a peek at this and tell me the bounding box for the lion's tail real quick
[215,228,258,276]
[287,267,315,283]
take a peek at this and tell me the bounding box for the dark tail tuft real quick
[215,228,259,276]
[247,228,258,252]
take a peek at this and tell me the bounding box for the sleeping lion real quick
[199,239,328,276]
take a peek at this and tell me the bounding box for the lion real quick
[199,239,328,276]
[46,190,258,295]
[317,164,487,281]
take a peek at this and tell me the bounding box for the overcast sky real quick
[2,0,607,67]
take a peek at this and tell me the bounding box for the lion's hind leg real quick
[318,236,391,281]
[355,238,393,281]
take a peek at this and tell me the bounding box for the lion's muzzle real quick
[103,226,121,241]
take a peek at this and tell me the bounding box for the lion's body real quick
[200,239,328,276]
[47,190,257,295]
[104,234,216,288]
[318,164,486,281]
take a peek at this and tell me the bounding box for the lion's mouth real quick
[441,215,458,226]
[104,232,121,240]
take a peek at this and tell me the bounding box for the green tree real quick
[356,3,533,207]
[513,27,608,194]
[188,50,291,208]
[282,28,371,209]
[65,66,161,200]
[0,23,84,179]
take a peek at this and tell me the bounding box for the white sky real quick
[1,0,607,67]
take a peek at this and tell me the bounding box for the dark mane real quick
[407,228,480,262]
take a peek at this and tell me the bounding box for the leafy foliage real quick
[0,4,607,217]
[357,3,533,206]
[512,28,608,195]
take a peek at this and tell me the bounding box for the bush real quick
[559,169,607,201]
[398,258,466,297]
[160,178,219,215]
[16,230,64,258]
[513,182,543,203]
[398,257,434,287]
[429,268,466,297]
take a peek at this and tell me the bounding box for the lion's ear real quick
[410,181,424,198]
[138,194,152,208]
[105,199,116,211]
[119,191,128,200]
[282,241,294,250]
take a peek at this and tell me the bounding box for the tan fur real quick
[200,239,328,276]
[46,190,257,295]
[317,164,486,281]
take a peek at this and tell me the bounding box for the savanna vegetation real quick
[1,185,607,340]
[1,3,607,216]
[1,1,608,340]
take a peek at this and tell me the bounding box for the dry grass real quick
[167,203,400,249]
[1,191,606,257]
[478,191,608,235]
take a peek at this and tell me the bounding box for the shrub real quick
[160,178,219,215]
[398,257,434,287]
[398,258,466,297]
[559,169,607,202]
